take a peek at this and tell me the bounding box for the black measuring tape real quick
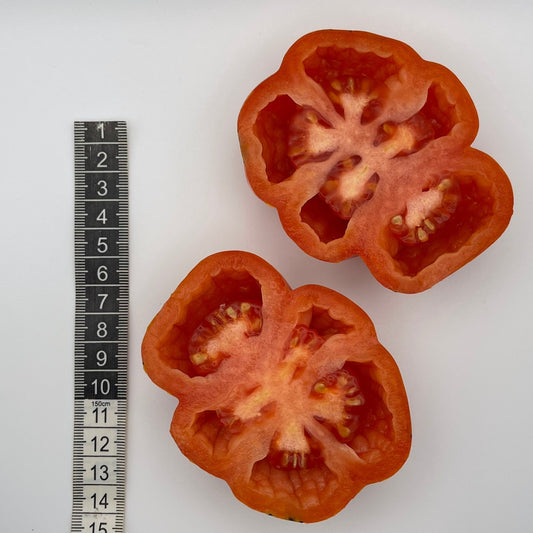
[72,121,128,533]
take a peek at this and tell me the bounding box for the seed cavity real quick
[267,428,326,472]
[311,369,365,442]
[269,447,318,471]
[389,177,460,245]
[188,301,263,375]
[288,325,324,353]
[281,451,308,469]
[287,107,336,168]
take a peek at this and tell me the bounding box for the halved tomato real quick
[238,30,513,292]
[142,251,411,522]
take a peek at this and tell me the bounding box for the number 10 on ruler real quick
[72,121,128,533]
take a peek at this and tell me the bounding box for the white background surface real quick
[1,1,532,532]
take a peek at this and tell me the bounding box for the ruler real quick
[72,121,129,533]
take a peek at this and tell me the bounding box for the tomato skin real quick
[238,30,513,293]
[142,251,411,522]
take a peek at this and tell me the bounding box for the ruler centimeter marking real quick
[72,121,128,533]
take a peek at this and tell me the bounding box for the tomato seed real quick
[337,425,352,439]
[314,382,327,394]
[330,79,342,91]
[191,352,208,365]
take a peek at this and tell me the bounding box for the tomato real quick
[142,251,411,522]
[238,30,513,293]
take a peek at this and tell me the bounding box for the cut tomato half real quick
[142,251,411,522]
[238,30,513,292]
